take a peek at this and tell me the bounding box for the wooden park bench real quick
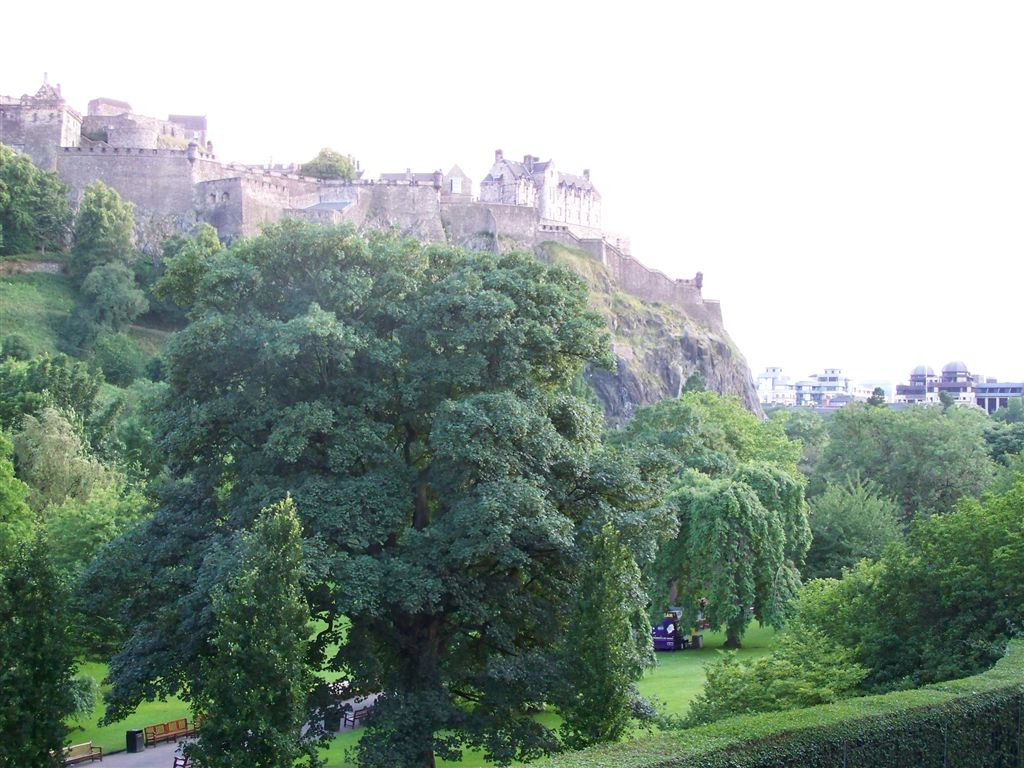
[60,741,103,765]
[144,717,191,746]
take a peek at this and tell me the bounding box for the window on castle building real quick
[451,178,461,194]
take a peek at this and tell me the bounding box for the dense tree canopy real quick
[803,476,902,580]
[0,353,102,431]
[816,403,995,522]
[101,222,671,767]
[797,478,1024,689]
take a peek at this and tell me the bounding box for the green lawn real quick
[67,662,190,752]
[0,271,75,356]
[70,624,775,763]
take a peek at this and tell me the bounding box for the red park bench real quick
[144,715,202,746]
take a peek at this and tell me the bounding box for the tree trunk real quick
[723,615,744,649]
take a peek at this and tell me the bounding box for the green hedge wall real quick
[551,640,1024,768]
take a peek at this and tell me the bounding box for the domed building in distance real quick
[895,362,1023,413]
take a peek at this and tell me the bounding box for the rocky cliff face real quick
[537,243,761,425]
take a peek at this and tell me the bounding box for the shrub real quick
[91,332,145,386]
[1,334,32,361]
[683,626,866,726]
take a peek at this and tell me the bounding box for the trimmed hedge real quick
[551,640,1024,768]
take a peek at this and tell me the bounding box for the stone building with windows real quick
[479,150,601,233]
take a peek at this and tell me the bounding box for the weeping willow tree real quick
[614,393,810,648]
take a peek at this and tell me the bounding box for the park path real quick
[0,258,62,275]
[95,693,378,767]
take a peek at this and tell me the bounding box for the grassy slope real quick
[0,266,168,362]
[68,625,775,764]
[0,271,75,356]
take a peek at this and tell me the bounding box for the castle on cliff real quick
[1,77,721,326]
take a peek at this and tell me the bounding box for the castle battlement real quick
[62,144,217,161]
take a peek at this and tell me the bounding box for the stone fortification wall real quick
[195,177,245,239]
[353,183,448,243]
[237,174,322,238]
[58,146,198,215]
[56,146,227,251]
[440,202,540,253]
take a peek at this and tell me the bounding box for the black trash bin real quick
[126,729,145,753]
[324,709,342,732]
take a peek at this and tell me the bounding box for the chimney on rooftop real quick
[583,169,590,181]
[524,154,534,172]
[495,149,503,162]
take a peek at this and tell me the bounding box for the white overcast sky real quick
[4,2,1022,389]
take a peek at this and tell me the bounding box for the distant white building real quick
[756,367,796,406]
[792,368,872,407]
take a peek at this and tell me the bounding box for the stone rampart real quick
[351,184,448,243]
[195,177,245,239]
[533,224,720,326]
[238,174,323,238]
[57,146,197,216]
[440,202,540,253]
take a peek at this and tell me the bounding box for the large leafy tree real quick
[615,393,810,648]
[62,182,145,352]
[0,538,77,767]
[12,407,111,512]
[0,143,72,255]
[101,222,669,767]
[78,262,149,331]
[298,148,356,181]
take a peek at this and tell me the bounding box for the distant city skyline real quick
[3,2,1021,386]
